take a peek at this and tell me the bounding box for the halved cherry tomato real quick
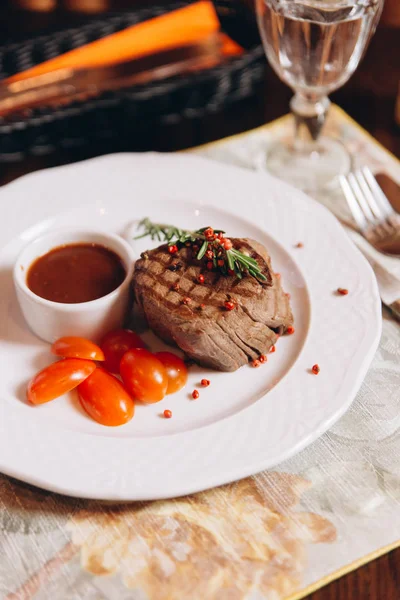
[51,336,105,361]
[27,358,96,405]
[120,348,168,404]
[101,329,146,374]
[78,367,135,426]
[155,351,188,394]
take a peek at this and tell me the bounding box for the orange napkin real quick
[9,1,243,83]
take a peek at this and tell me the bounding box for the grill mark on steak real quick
[133,268,273,309]
[133,271,276,307]
[141,241,272,287]
[132,237,293,371]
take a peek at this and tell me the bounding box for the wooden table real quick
[0,6,399,599]
[308,550,400,600]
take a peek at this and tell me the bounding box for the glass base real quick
[258,137,352,193]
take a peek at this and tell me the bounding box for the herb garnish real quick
[135,218,267,282]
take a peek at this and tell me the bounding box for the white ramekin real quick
[13,228,135,344]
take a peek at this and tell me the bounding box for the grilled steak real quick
[132,238,293,371]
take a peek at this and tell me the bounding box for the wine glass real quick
[255,0,384,191]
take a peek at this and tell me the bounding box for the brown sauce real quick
[27,243,126,304]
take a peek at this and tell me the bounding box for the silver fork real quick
[339,166,400,256]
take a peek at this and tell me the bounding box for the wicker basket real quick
[0,1,265,161]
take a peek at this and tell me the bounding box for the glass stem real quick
[290,93,331,152]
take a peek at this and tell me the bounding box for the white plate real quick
[0,153,381,500]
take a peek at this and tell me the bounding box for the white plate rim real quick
[0,153,381,500]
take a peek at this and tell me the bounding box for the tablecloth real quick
[1,105,400,600]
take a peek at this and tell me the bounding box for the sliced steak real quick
[132,238,293,371]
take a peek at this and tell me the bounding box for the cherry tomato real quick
[101,329,146,374]
[78,367,135,426]
[120,348,168,404]
[51,336,105,361]
[27,358,96,405]
[155,351,188,394]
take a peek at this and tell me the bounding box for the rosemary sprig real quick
[134,218,196,244]
[135,218,267,282]
[197,240,208,260]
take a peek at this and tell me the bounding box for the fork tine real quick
[362,166,394,218]
[354,169,385,220]
[339,174,369,230]
[347,172,376,224]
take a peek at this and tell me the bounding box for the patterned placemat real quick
[1,105,400,600]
